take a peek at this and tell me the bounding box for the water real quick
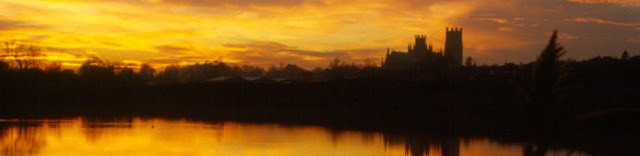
[0,118,585,156]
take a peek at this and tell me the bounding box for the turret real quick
[413,34,428,56]
[445,27,463,67]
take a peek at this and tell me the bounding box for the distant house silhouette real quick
[382,28,463,71]
[205,76,292,84]
[251,77,278,84]
[206,76,248,83]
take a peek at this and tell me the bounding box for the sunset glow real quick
[1,0,639,69]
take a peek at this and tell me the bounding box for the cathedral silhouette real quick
[382,27,463,71]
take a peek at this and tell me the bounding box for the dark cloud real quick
[155,44,193,54]
[222,40,383,68]
[284,49,347,58]
[224,41,349,58]
[101,41,122,47]
[144,55,208,64]
[0,19,42,30]
[223,41,288,50]
[42,46,162,64]
[224,40,361,59]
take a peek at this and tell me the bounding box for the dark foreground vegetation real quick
[1,31,640,155]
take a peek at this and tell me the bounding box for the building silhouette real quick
[445,28,463,68]
[382,27,463,72]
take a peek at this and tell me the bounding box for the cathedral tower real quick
[412,35,428,56]
[445,27,463,67]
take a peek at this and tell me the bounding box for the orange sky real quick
[1,0,639,70]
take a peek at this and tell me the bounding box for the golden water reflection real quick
[0,118,584,156]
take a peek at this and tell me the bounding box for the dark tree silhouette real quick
[464,57,474,67]
[118,64,137,80]
[2,41,44,71]
[139,63,156,81]
[240,65,265,77]
[534,30,566,109]
[0,61,9,72]
[44,62,62,73]
[327,57,350,80]
[622,50,629,60]
[158,65,180,81]
[362,58,378,68]
[528,30,568,156]
[78,55,118,84]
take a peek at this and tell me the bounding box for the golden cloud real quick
[566,17,640,27]
[0,0,476,69]
[5,0,636,68]
[567,0,640,6]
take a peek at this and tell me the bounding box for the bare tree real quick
[329,57,345,70]
[3,41,44,71]
[465,57,474,67]
[44,61,62,72]
[139,63,156,81]
[362,58,378,68]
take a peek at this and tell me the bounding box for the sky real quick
[1,0,639,70]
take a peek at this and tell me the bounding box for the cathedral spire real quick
[386,47,390,55]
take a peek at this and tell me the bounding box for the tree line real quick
[1,31,639,120]
[1,40,384,83]
[2,39,640,85]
